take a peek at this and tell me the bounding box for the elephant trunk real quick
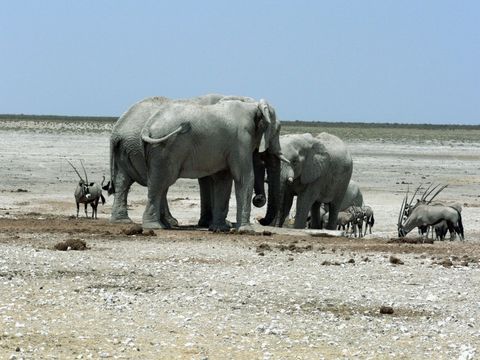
[258,153,281,226]
[252,151,267,208]
[273,163,291,227]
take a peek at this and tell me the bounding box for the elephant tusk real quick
[277,153,290,164]
[287,177,294,184]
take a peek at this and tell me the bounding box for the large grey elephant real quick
[140,98,284,230]
[258,133,352,229]
[107,94,273,228]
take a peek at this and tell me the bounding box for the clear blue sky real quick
[0,1,478,124]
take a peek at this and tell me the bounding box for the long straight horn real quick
[398,193,407,226]
[408,183,422,207]
[423,184,440,202]
[420,183,434,201]
[80,159,89,184]
[67,159,84,182]
[427,184,448,204]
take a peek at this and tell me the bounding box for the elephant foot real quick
[143,220,169,230]
[236,223,256,234]
[162,215,179,227]
[197,217,212,228]
[209,222,232,232]
[110,216,133,224]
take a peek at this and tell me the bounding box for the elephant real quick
[258,133,353,230]
[140,98,284,230]
[106,94,273,228]
[339,180,364,211]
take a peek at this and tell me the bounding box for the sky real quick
[0,1,478,124]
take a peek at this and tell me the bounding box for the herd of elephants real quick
[70,94,465,240]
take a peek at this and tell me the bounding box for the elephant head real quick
[252,100,289,225]
[282,134,327,185]
[259,134,326,226]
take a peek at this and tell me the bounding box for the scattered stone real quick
[347,258,355,264]
[388,237,434,244]
[262,230,273,236]
[54,239,87,251]
[321,260,341,266]
[439,258,453,268]
[123,225,143,236]
[389,255,404,265]
[257,243,272,252]
[258,252,265,256]
[379,306,394,314]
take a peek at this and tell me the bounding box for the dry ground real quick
[0,120,479,359]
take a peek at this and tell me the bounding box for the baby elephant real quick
[68,160,106,219]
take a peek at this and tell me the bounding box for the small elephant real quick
[106,94,274,228]
[140,98,285,231]
[259,133,353,230]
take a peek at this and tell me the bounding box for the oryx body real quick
[399,203,464,240]
[68,160,106,219]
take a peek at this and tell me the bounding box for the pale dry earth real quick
[0,120,479,359]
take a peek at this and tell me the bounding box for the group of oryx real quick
[397,183,464,241]
[334,205,374,237]
[307,180,375,238]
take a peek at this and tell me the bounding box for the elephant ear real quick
[300,140,329,184]
[257,99,272,153]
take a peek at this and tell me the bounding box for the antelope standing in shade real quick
[67,160,106,219]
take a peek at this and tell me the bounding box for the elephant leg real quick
[294,193,314,229]
[198,176,214,228]
[310,201,322,229]
[209,171,233,231]
[325,202,340,231]
[160,189,178,227]
[232,162,254,230]
[76,202,79,218]
[143,165,175,230]
[110,171,134,223]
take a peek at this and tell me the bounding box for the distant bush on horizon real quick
[0,113,478,129]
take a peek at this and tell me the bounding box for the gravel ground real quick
[0,120,479,359]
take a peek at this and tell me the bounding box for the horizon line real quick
[0,113,478,128]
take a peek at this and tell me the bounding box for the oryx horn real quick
[397,193,408,227]
[427,184,448,204]
[67,159,84,182]
[407,183,422,209]
[80,159,89,185]
[420,183,435,201]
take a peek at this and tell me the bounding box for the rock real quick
[379,306,394,314]
[54,239,87,251]
[389,255,404,265]
[123,225,143,236]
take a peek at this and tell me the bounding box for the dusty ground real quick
[0,120,479,359]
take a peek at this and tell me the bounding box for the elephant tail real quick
[142,122,192,144]
[106,137,118,195]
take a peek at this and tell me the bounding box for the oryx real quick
[67,160,106,219]
[397,184,464,241]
